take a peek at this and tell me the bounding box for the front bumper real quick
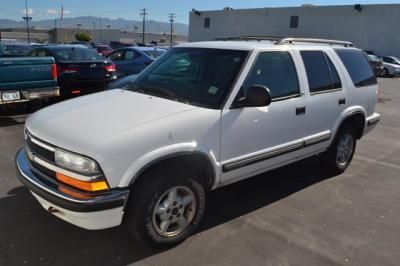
[15,148,130,230]
[0,86,60,105]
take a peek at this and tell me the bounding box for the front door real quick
[220,50,307,185]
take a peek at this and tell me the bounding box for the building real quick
[0,28,187,45]
[189,4,400,57]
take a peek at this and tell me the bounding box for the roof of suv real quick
[176,41,274,50]
[176,40,355,51]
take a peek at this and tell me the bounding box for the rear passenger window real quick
[301,51,342,93]
[335,49,377,87]
[243,52,300,99]
[326,56,342,89]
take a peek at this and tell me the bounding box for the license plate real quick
[2,91,20,101]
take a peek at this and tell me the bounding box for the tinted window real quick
[301,51,337,93]
[335,49,377,87]
[3,44,33,56]
[124,50,138,60]
[52,47,104,61]
[290,16,299,28]
[204,18,210,28]
[243,52,299,99]
[326,55,342,89]
[130,48,248,109]
[143,49,166,60]
[109,51,123,61]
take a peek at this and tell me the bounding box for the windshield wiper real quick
[128,82,176,99]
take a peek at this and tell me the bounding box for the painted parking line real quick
[355,155,400,171]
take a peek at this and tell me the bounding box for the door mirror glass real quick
[233,85,272,108]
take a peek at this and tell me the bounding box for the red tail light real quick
[51,64,58,80]
[105,63,116,72]
[58,65,79,74]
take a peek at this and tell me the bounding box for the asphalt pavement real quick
[0,78,399,266]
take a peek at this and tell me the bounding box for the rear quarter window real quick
[335,49,377,87]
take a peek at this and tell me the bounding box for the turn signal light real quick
[56,173,109,192]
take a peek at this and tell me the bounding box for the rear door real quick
[295,49,347,142]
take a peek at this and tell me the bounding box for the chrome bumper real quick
[15,148,129,213]
[0,86,60,105]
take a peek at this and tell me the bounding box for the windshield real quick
[128,48,248,109]
[53,47,104,61]
[143,49,167,60]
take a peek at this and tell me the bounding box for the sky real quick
[1,0,400,24]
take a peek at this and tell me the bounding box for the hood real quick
[26,89,197,153]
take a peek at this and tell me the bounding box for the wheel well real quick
[340,113,365,139]
[131,153,215,191]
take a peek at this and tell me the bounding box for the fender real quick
[330,105,367,145]
[117,142,221,188]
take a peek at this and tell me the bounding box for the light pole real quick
[92,22,96,42]
[22,0,32,43]
[99,16,102,43]
[140,8,148,44]
[168,13,176,46]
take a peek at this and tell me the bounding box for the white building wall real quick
[189,4,400,56]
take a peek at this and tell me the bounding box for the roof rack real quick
[215,36,284,42]
[277,38,354,47]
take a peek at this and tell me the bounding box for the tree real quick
[75,32,92,42]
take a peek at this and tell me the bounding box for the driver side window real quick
[241,51,300,100]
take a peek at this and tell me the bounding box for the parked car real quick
[0,42,59,109]
[16,39,380,248]
[379,55,400,77]
[95,44,113,57]
[28,45,117,97]
[367,54,384,77]
[108,47,167,77]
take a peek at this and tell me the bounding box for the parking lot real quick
[0,77,399,266]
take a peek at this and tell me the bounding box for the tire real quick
[320,125,356,175]
[126,165,206,248]
[381,68,389,77]
[26,99,43,113]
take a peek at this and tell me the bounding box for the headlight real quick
[55,149,101,175]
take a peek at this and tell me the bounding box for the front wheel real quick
[320,125,356,175]
[381,68,389,77]
[126,168,206,248]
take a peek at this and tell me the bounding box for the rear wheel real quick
[320,125,356,175]
[126,167,206,248]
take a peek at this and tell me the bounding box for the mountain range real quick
[0,16,189,36]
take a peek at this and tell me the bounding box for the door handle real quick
[339,98,346,105]
[296,106,306,115]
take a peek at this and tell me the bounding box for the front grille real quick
[26,134,55,163]
[31,160,57,179]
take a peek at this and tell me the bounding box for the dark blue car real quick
[107,47,167,77]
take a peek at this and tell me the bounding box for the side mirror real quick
[233,85,272,108]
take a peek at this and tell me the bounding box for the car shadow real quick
[0,156,336,265]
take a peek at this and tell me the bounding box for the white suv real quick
[16,38,380,247]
